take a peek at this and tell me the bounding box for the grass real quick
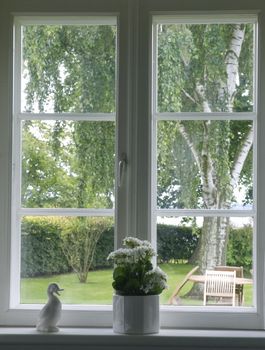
[21,263,253,306]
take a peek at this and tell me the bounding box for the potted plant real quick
[107,237,167,334]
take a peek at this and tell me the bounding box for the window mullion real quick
[156,209,256,217]
[10,21,23,310]
[155,112,257,121]
[18,208,115,217]
[18,113,116,121]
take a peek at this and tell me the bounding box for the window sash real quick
[151,14,259,322]
[11,17,119,309]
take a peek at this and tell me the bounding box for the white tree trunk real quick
[187,25,249,283]
[225,25,245,112]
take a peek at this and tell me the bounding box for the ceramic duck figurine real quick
[36,283,64,332]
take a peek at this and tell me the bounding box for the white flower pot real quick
[113,294,160,334]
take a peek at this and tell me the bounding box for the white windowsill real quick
[1,327,265,348]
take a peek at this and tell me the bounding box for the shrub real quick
[61,217,113,283]
[92,225,114,269]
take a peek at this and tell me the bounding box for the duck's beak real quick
[56,288,64,296]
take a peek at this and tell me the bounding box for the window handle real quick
[118,153,127,187]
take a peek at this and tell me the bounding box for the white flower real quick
[123,237,153,249]
[141,267,168,294]
[107,236,167,295]
[107,237,156,264]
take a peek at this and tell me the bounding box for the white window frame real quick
[1,3,134,327]
[11,15,118,310]
[151,14,260,329]
[0,0,265,330]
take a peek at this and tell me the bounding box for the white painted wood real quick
[14,16,117,25]
[2,327,265,349]
[0,0,264,331]
[150,8,261,330]
[153,13,258,25]
[156,209,255,217]
[10,14,120,314]
[18,208,115,217]
[18,112,116,121]
[155,112,256,121]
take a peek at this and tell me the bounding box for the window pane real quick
[157,216,253,307]
[21,120,115,209]
[157,120,253,210]
[157,23,254,113]
[20,216,114,305]
[22,24,116,113]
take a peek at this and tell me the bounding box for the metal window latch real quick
[118,153,127,187]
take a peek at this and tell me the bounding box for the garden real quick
[19,22,254,308]
[21,218,253,306]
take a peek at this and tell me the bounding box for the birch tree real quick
[21,22,254,287]
[158,23,254,282]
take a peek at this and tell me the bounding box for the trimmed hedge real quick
[21,218,252,277]
[21,217,71,278]
[227,225,252,272]
[157,225,199,263]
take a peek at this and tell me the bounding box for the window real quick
[153,16,256,308]
[12,16,117,307]
[0,0,265,330]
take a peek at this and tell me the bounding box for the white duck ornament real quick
[36,283,64,332]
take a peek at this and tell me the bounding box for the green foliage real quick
[22,121,76,208]
[21,217,70,277]
[21,23,255,274]
[72,121,115,208]
[23,25,116,113]
[61,217,113,283]
[157,121,201,209]
[22,25,116,210]
[158,24,253,113]
[227,225,252,272]
[21,218,252,279]
[108,237,167,296]
[157,224,199,263]
[21,217,114,277]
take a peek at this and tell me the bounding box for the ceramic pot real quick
[113,294,159,334]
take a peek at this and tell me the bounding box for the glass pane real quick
[157,216,253,307]
[20,216,114,305]
[21,120,115,209]
[157,23,254,113]
[22,24,116,113]
[157,120,253,210]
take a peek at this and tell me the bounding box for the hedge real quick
[157,224,199,263]
[21,217,71,278]
[21,218,252,277]
[227,225,252,272]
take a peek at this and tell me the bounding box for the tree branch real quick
[200,121,217,207]
[178,122,201,173]
[230,125,253,188]
[181,88,197,104]
[195,83,212,113]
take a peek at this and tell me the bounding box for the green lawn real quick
[21,263,253,306]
